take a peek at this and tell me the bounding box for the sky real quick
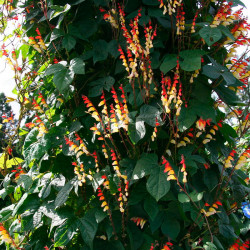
[0,0,249,116]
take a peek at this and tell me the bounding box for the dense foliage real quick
[0,0,249,249]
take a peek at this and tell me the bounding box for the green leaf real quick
[218,25,235,41]
[95,208,107,223]
[213,236,225,250]
[88,76,115,97]
[151,51,161,69]
[203,242,218,250]
[128,120,146,144]
[0,154,23,169]
[0,204,14,222]
[50,28,64,42]
[146,165,170,201]
[178,193,190,203]
[62,35,76,51]
[203,65,221,79]
[50,4,71,20]
[190,100,216,122]
[45,62,74,92]
[12,193,39,216]
[0,186,14,200]
[75,20,98,39]
[137,104,162,127]
[160,54,177,73]
[45,63,66,76]
[69,121,82,133]
[149,211,165,233]
[127,222,144,250]
[190,191,203,202]
[179,50,205,71]
[17,44,30,60]
[88,85,103,97]
[53,68,74,92]
[148,8,164,17]
[215,85,240,106]
[132,153,158,180]
[23,129,50,164]
[220,123,237,145]
[144,196,159,220]
[54,218,78,247]
[103,76,115,91]
[14,186,22,201]
[17,175,33,191]
[190,209,204,229]
[107,40,119,58]
[69,58,85,74]
[218,221,237,239]
[204,169,219,190]
[71,0,86,5]
[161,217,180,240]
[199,26,222,46]
[93,40,108,64]
[227,0,245,7]
[142,0,159,5]
[221,71,236,85]
[78,216,98,249]
[55,177,77,208]
[178,107,197,132]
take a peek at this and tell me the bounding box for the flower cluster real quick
[97,187,110,212]
[191,11,199,33]
[176,4,185,35]
[2,113,14,124]
[99,7,118,28]
[224,12,250,84]
[83,86,130,138]
[201,201,222,217]
[162,156,176,181]
[117,5,157,91]
[24,94,51,137]
[29,28,47,53]
[180,155,187,183]
[68,133,90,155]
[25,114,48,137]
[235,148,250,170]
[228,58,250,89]
[72,162,87,185]
[151,118,160,141]
[229,239,250,250]
[161,74,183,116]
[0,223,16,247]
[11,165,24,179]
[130,217,147,229]
[224,148,250,170]
[161,242,173,250]
[224,149,237,168]
[210,1,235,28]
[101,175,110,190]
[201,122,222,144]
[117,182,129,213]
[0,47,23,73]
[158,0,183,16]
[189,69,200,83]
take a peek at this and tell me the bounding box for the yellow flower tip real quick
[103,206,109,212]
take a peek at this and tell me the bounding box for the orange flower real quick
[196,118,207,131]
[131,217,147,229]
[162,156,176,181]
